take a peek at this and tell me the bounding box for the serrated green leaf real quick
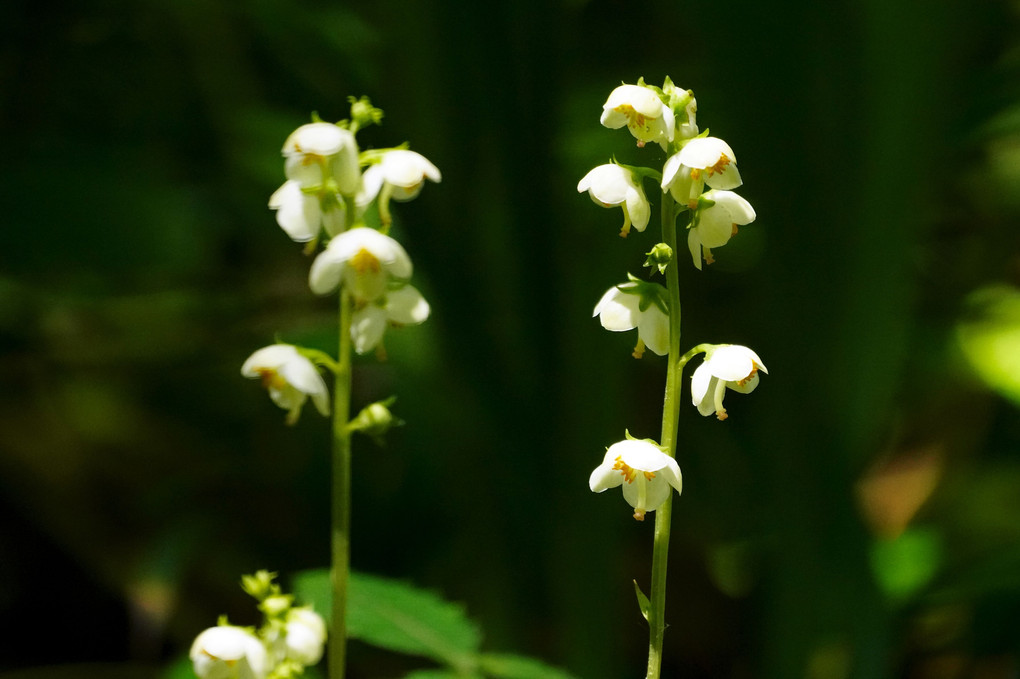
[479,653,579,679]
[292,568,482,669]
[633,580,650,622]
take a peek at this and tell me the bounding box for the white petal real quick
[690,363,714,413]
[705,163,743,191]
[622,475,672,513]
[357,165,385,207]
[387,285,430,325]
[661,153,684,189]
[351,305,388,354]
[696,204,739,249]
[688,228,704,270]
[190,627,249,663]
[706,190,756,225]
[578,165,630,205]
[269,181,320,242]
[308,248,347,295]
[277,354,329,411]
[728,371,760,395]
[241,344,300,376]
[589,461,624,492]
[658,457,683,493]
[625,186,650,231]
[611,439,669,473]
[603,85,663,117]
[332,143,361,195]
[678,137,736,170]
[637,306,670,356]
[284,154,325,187]
[593,288,639,331]
[707,345,760,381]
[282,123,349,157]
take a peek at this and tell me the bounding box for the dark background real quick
[2,0,1020,677]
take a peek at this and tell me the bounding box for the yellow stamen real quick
[257,368,287,390]
[350,248,381,275]
[612,456,637,484]
[690,168,702,181]
[732,223,739,236]
[632,338,646,359]
[736,366,759,387]
[707,153,732,176]
[633,509,646,521]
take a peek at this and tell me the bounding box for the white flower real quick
[589,439,683,521]
[241,344,330,425]
[282,122,360,195]
[688,189,756,270]
[268,180,346,242]
[600,84,675,150]
[190,626,268,679]
[593,281,669,357]
[284,608,327,666]
[577,164,650,237]
[308,227,412,301]
[360,150,442,204]
[662,137,742,206]
[691,345,768,420]
[351,285,431,355]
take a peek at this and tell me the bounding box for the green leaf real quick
[404,671,477,679]
[292,569,482,668]
[479,653,579,679]
[632,580,650,622]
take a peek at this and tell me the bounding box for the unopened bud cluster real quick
[190,571,326,679]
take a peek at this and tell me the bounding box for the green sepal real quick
[633,580,651,623]
[611,158,663,184]
[615,275,669,316]
[359,143,411,166]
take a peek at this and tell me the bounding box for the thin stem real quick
[646,194,683,679]
[330,290,353,679]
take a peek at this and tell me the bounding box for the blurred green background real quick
[3,0,1020,677]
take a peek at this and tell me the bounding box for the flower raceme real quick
[190,626,268,679]
[662,136,743,206]
[241,344,330,425]
[360,149,442,204]
[691,345,768,420]
[593,278,669,358]
[309,227,412,301]
[600,84,675,150]
[589,439,683,521]
[577,164,651,237]
[688,189,756,270]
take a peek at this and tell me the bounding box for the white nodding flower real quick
[577,164,650,237]
[190,626,268,679]
[593,280,669,358]
[589,439,683,521]
[284,608,327,667]
[282,122,360,195]
[662,137,742,205]
[241,344,330,425]
[308,227,412,301]
[691,345,768,421]
[351,285,431,355]
[268,180,347,242]
[688,189,756,270]
[600,84,675,150]
[368,150,442,202]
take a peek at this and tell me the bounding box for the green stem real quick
[646,194,683,679]
[330,290,353,679]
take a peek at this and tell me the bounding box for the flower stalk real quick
[330,290,353,679]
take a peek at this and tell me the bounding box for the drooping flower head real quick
[190,625,268,679]
[268,180,346,243]
[662,137,743,206]
[241,344,330,425]
[360,150,442,203]
[600,84,675,150]
[308,227,412,301]
[282,122,360,195]
[691,345,768,420]
[282,608,327,666]
[351,284,431,355]
[593,277,669,358]
[577,164,651,237]
[688,189,756,270]
[589,438,683,521]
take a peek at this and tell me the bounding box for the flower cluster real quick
[247,100,437,423]
[190,571,327,679]
[580,78,767,519]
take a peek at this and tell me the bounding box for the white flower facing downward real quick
[600,84,675,150]
[662,137,743,206]
[282,122,361,196]
[688,189,756,270]
[589,439,683,521]
[241,344,330,425]
[283,608,327,666]
[268,180,346,242]
[691,345,768,421]
[190,626,268,679]
[351,285,431,355]
[593,280,669,358]
[360,150,442,203]
[577,164,651,237]
[308,227,412,301]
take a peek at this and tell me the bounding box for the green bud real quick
[260,594,293,618]
[644,243,673,275]
[348,397,403,445]
[349,95,384,130]
[241,570,278,601]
